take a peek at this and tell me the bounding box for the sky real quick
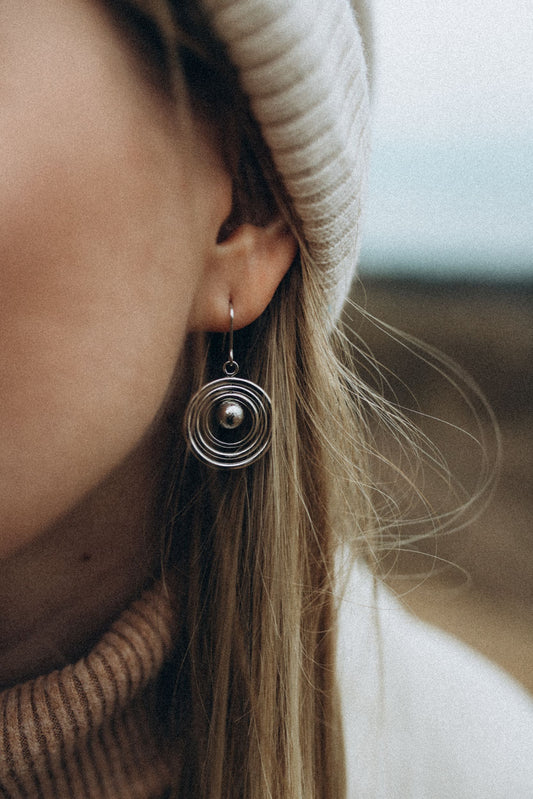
[370,0,533,141]
[360,0,533,277]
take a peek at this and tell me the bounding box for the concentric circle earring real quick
[184,303,272,469]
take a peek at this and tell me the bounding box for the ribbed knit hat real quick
[139,0,371,317]
[199,0,371,317]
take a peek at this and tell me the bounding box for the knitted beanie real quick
[140,0,371,316]
[198,0,371,317]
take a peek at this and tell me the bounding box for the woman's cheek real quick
[0,1,227,557]
[0,203,185,559]
[0,109,198,560]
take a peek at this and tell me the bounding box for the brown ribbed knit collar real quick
[0,582,178,798]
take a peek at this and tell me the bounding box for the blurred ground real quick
[347,277,533,693]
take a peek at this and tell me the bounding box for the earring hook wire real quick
[223,301,239,376]
[228,301,234,364]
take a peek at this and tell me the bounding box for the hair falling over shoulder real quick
[161,260,368,799]
[134,4,359,795]
[131,1,370,796]
[119,1,496,797]
[161,261,388,797]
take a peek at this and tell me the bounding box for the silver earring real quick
[184,303,271,469]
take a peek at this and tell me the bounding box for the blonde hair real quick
[106,1,444,796]
[106,3,499,796]
[108,3,375,796]
[161,261,375,799]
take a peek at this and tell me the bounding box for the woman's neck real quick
[0,437,162,688]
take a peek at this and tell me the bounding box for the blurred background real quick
[352,0,533,691]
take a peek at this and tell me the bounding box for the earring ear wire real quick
[184,301,271,469]
[223,302,239,377]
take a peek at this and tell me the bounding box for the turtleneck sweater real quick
[0,583,177,799]
[3,566,533,799]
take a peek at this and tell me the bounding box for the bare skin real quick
[0,0,218,685]
[0,437,162,685]
[0,1,295,686]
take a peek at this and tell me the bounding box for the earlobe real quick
[188,217,297,332]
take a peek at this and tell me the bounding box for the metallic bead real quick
[216,400,244,429]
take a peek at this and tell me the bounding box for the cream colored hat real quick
[199,0,371,317]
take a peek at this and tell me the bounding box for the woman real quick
[1,1,532,797]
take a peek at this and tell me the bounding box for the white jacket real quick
[338,563,533,798]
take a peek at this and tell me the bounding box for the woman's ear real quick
[188,217,298,332]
